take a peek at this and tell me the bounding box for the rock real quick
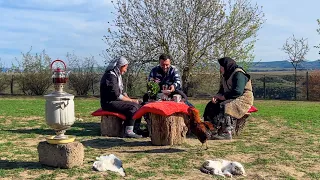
[37,141,84,169]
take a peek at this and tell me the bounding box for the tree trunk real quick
[147,113,188,146]
[306,71,309,100]
[294,68,297,100]
[182,67,190,96]
[100,116,123,137]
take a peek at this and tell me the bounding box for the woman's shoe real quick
[125,126,142,138]
[211,128,232,140]
[124,132,143,138]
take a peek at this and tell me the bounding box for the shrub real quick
[0,73,10,93]
[306,71,320,100]
[15,49,52,95]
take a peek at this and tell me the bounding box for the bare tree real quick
[103,0,265,94]
[281,35,309,100]
[66,52,101,96]
[315,19,320,58]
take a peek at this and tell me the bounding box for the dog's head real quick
[230,161,246,176]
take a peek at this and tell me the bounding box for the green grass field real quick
[0,97,319,180]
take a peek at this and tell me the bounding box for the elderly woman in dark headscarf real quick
[203,57,254,140]
[100,56,142,138]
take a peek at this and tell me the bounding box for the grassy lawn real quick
[0,97,319,180]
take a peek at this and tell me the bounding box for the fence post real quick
[306,71,309,101]
[263,75,266,99]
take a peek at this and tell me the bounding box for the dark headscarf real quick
[218,57,242,80]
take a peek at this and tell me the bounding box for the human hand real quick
[217,94,226,101]
[169,85,175,93]
[123,92,129,97]
[131,99,139,104]
[212,96,219,104]
[212,94,225,103]
[215,94,225,101]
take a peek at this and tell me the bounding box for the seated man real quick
[203,57,254,140]
[100,56,142,138]
[143,53,193,107]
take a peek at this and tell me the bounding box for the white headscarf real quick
[105,56,129,72]
[105,56,129,93]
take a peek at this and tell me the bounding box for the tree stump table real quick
[148,113,188,145]
[133,101,190,146]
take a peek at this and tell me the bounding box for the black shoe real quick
[134,128,149,137]
[211,131,232,140]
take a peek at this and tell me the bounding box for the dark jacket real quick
[148,65,182,91]
[100,69,122,106]
[217,71,249,99]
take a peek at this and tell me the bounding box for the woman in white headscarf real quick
[100,56,142,138]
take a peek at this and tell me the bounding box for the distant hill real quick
[249,60,320,72]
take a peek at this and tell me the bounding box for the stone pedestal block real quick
[37,141,84,169]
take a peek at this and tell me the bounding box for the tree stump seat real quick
[234,105,258,136]
[91,108,126,137]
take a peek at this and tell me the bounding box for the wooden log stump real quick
[148,113,188,146]
[101,116,124,137]
[234,113,250,136]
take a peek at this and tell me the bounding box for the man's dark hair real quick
[159,53,171,61]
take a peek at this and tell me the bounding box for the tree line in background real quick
[0,49,320,100]
[0,49,101,96]
[0,48,221,97]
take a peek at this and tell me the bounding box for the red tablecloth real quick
[132,101,189,119]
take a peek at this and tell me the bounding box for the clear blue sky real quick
[0,0,319,67]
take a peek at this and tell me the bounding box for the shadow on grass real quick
[81,138,186,153]
[119,148,185,153]
[82,138,152,149]
[0,160,54,170]
[4,122,100,137]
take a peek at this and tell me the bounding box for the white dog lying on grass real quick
[200,159,246,178]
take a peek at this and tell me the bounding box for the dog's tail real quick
[200,166,213,175]
[199,161,214,175]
